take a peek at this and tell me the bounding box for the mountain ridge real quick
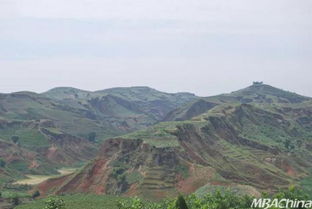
[164,83,312,121]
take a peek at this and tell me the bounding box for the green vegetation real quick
[122,121,205,148]
[121,121,180,147]
[0,127,48,149]
[175,195,188,209]
[32,190,41,199]
[88,132,97,142]
[11,135,19,144]
[0,158,6,167]
[194,183,253,198]
[117,192,253,209]
[300,170,312,198]
[175,165,189,178]
[15,194,129,209]
[11,196,21,206]
[44,197,66,209]
[15,187,312,209]
[44,127,63,135]
[0,184,32,199]
[118,187,311,209]
[0,190,30,199]
[7,160,29,173]
[41,86,196,139]
[126,171,143,184]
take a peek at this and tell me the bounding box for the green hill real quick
[164,83,311,121]
[38,83,312,199]
[0,87,197,183]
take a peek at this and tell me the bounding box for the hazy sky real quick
[0,0,311,96]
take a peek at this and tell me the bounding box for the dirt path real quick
[13,168,77,185]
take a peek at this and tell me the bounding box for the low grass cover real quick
[15,194,129,209]
[0,127,49,149]
[1,190,31,199]
[300,170,312,198]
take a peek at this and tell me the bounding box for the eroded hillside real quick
[0,87,197,183]
[37,102,312,199]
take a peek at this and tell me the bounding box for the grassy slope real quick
[0,127,48,150]
[1,87,197,141]
[165,84,311,122]
[300,168,312,196]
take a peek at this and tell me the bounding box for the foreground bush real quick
[44,197,66,209]
[117,191,253,209]
[117,187,311,209]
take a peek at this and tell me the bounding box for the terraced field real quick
[141,167,176,190]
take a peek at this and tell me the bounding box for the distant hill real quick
[0,87,197,181]
[164,83,311,121]
[38,83,312,199]
[43,86,196,122]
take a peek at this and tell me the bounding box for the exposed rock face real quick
[38,139,183,198]
[42,134,96,165]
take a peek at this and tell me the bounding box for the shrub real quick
[87,132,97,142]
[32,190,40,199]
[11,196,20,206]
[0,158,6,167]
[44,197,66,209]
[11,135,19,144]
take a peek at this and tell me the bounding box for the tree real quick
[284,139,295,151]
[11,135,19,144]
[175,195,188,209]
[87,132,97,142]
[32,190,40,199]
[44,197,66,209]
[0,158,6,167]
